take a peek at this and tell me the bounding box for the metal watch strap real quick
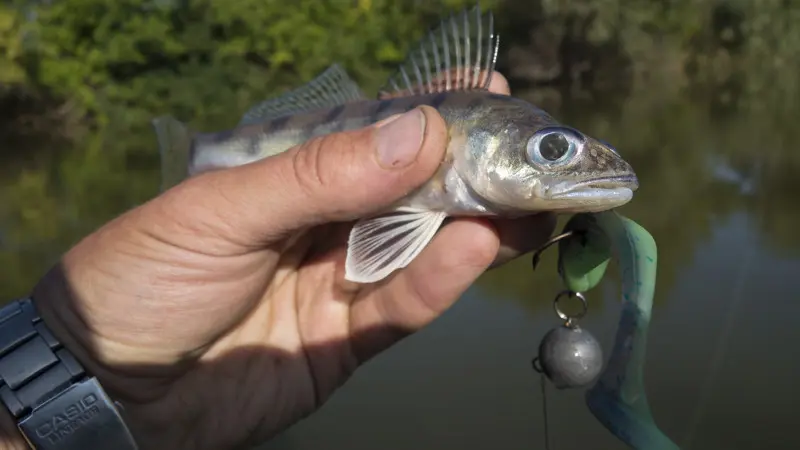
[0,298,138,449]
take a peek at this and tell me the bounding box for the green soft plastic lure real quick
[557,211,680,450]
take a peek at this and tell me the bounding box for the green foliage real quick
[0,4,25,87]
[497,3,796,100]
[4,0,797,124]
[15,0,492,128]
[539,0,709,48]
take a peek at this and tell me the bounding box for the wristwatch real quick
[0,298,138,449]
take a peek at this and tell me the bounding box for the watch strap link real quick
[0,298,138,449]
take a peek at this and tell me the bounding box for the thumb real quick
[173,105,449,243]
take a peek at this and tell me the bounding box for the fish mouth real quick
[548,175,639,203]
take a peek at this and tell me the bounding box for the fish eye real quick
[540,133,570,161]
[526,128,582,166]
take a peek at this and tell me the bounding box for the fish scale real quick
[151,4,639,284]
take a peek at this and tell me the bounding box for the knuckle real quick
[290,139,326,197]
[290,130,370,195]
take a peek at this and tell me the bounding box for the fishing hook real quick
[531,229,587,272]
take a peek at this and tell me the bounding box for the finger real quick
[488,71,511,95]
[348,218,499,362]
[165,106,449,244]
[489,213,557,268]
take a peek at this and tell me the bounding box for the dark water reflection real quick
[263,212,799,450]
[2,83,799,449]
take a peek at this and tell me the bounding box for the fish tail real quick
[152,116,192,192]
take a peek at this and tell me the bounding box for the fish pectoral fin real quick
[238,64,367,126]
[378,5,499,99]
[345,207,448,284]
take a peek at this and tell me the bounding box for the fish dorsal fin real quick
[238,64,367,126]
[378,5,499,99]
[345,207,448,283]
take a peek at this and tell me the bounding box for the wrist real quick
[28,267,196,450]
[0,406,26,449]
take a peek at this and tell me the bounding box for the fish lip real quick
[550,175,639,196]
[581,175,639,191]
[548,187,634,207]
[545,175,638,206]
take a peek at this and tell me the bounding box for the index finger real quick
[487,71,511,95]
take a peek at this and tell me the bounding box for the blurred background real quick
[1,0,798,448]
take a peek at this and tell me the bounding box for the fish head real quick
[458,103,638,214]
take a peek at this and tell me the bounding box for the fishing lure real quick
[532,211,680,450]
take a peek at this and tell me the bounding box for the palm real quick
[72,217,476,447]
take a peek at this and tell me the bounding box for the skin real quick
[0,73,556,450]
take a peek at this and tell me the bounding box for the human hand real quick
[8,73,556,450]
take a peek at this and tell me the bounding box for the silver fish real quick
[152,6,639,284]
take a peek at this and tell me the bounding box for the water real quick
[1,82,798,449]
[266,213,799,450]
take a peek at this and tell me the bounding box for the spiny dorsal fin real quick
[378,5,499,99]
[238,64,367,126]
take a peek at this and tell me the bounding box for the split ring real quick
[553,290,588,323]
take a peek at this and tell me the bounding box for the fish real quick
[151,5,639,284]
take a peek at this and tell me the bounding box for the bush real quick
[10,0,493,128]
